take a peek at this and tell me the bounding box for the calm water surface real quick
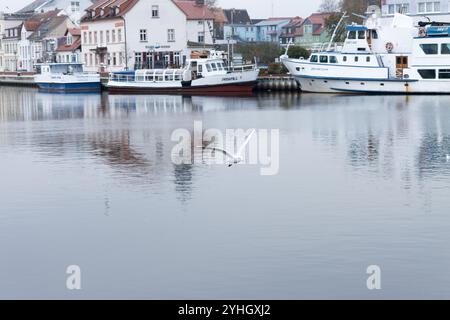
[0,87,450,299]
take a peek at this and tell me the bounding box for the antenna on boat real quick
[327,11,348,52]
[284,39,293,57]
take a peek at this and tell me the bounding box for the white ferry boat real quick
[34,63,101,93]
[281,12,450,94]
[107,54,259,95]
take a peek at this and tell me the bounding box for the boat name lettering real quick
[222,77,238,81]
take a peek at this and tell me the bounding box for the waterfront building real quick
[16,0,98,24]
[381,1,450,23]
[1,24,22,72]
[18,10,73,71]
[254,18,291,43]
[294,12,331,49]
[0,12,32,71]
[80,0,215,73]
[279,17,304,47]
[223,9,257,42]
[56,28,82,63]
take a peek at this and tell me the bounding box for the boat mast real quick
[327,11,347,51]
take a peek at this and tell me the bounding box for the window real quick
[71,1,80,12]
[418,2,441,13]
[388,4,395,14]
[348,31,356,39]
[140,29,147,41]
[355,56,359,62]
[100,31,104,44]
[420,43,438,54]
[442,43,450,54]
[83,31,87,44]
[319,55,328,63]
[113,53,117,66]
[198,31,205,43]
[330,56,337,63]
[88,32,92,44]
[366,56,371,62]
[310,55,318,63]
[106,30,110,43]
[371,30,378,39]
[343,56,347,62]
[439,69,450,78]
[94,31,97,43]
[418,69,436,79]
[118,29,122,42]
[112,29,116,42]
[211,63,217,71]
[358,30,365,39]
[168,29,175,42]
[206,64,212,72]
[152,5,159,18]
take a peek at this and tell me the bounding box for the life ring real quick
[385,42,394,53]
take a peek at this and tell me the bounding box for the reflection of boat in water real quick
[34,63,101,93]
[107,52,259,95]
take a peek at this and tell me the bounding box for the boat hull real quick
[107,81,257,95]
[36,81,102,93]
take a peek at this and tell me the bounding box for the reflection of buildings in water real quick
[173,164,193,204]
[0,87,102,122]
[308,95,450,188]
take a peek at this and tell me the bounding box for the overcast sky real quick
[0,0,323,18]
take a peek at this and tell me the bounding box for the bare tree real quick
[318,0,340,13]
[205,0,218,9]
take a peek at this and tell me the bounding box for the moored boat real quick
[107,54,259,95]
[34,63,101,93]
[281,10,450,94]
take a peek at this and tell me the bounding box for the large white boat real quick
[34,63,101,93]
[282,12,450,94]
[107,53,259,95]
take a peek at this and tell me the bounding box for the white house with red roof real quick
[56,28,82,63]
[80,0,215,73]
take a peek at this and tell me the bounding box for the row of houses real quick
[0,0,332,73]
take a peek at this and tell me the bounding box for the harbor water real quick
[0,87,450,299]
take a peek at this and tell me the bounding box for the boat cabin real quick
[36,63,84,75]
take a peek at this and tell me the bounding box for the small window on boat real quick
[319,55,328,63]
[211,63,218,71]
[343,56,347,62]
[441,44,450,54]
[206,64,212,72]
[348,31,356,39]
[198,65,203,73]
[217,63,223,71]
[310,55,318,63]
[366,56,371,62]
[145,75,154,81]
[420,44,438,55]
[371,30,378,39]
[418,69,436,79]
[439,69,450,79]
[358,30,365,39]
[329,56,337,63]
[354,56,359,62]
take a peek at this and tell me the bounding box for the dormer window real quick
[100,8,104,16]
[67,35,73,45]
[115,7,120,15]
[91,10,95,18]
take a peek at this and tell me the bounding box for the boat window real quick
[165,74,172,81]
[354,56,359,62]
[211,63,218,71]
[348,31,356,39]
[206,64,212,72]
[343,56,347,62]
[329,56,338,63]
[310,55,318,63]
[319,56,328,63]
[371,30,378,39]
[216,63,223,71]
[198,65,203,73]
[439,69,450,79]
[420,44,438,55]
[441,44,450,54]
[418,69,436,79]
[358,30,365,39]
[366,56,371,62]
[145,75,154,81]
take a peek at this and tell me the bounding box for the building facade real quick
[381,0,450,22]
[294,13,331,49]
[279,17,303,46]
[56,28,82,63]
[223,9,257,42]
[81,0,215,73]
[255,18,291,43]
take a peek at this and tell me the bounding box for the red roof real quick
[82,0,138,22]
[173,0,215,20]
[56,38,81,52]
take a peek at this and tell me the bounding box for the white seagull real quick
[202,129,256,167]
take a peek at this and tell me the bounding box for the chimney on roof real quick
[195,0,205,6]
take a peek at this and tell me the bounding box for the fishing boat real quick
[281,10,450,94]
[107,53,259,95]
[34,63,101,93]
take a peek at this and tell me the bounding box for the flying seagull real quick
[201,129,256,167]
